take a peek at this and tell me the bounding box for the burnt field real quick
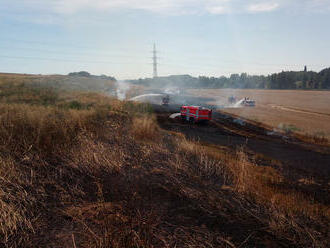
[152,105,330,247]
[156,110,330,204]
[188,89,330,140]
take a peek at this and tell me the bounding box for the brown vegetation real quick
[0,80,329,247]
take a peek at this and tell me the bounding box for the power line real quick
[0,55,142,65]
[1,47,327,75]
[2,38,327,68]
[0,46,145,59]
[160,61,300,72]
[162,55,322,68]
[0,55,314,76]
[1,48,317,70]
[4,38,96,50]
[3,38,148,57]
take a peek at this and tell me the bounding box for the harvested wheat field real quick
[189,89,330,139]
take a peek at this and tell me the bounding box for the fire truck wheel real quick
[189,117,195,124]
[181,116,186,123]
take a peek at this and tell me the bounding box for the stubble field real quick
[189,89,330,139]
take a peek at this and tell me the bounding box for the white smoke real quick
[116,81,130,100]
[216,97,245,109]
[164,87,181,95]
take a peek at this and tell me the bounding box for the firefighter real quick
[228,96,236,104]
[162,94,170,105]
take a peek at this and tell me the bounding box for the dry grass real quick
[0,80,329,247]
[131,115,160,141]
[0,102,113,246]
[231,149,329,218]
[0,81,151,247]
[177,139,329,217]
[0,73,117,93]
[174,139,329,247]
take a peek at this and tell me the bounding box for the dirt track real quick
[156,109,330,204]
[269,104,330,117]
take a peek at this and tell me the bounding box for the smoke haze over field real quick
[116,81,131,100]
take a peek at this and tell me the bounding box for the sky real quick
[0,0,330,79]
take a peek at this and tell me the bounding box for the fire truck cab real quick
[180,106,212,123]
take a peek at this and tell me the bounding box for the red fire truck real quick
[180,106,212,123]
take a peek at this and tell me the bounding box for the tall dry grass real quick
[0,82,152,247]
[131,115,160,141]
[0,103,112,246]
[174,137,329,247]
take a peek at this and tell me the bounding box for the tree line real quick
[130,67,330,89]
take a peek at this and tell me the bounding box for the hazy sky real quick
[0,0,330,79]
